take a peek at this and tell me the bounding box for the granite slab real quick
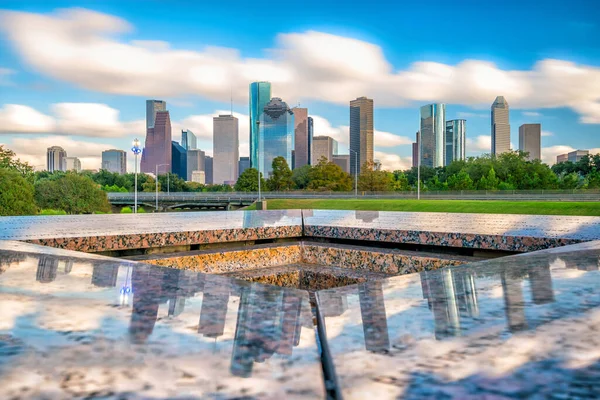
[0,210,303,252]
[315,240,600,399]
[0,240,325,399]
[304,210,600,252]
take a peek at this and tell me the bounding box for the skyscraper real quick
[259,98,295,177]
[491,96,511,156]
[181,129,197,150]
[213,114,239,184]
[47,146,66,172]
[249,82,272,169]
[186,149,205,181]
[102,149,127,174]
[307,116,314,165]
[146,100,167,129]
[141,110,172,174]
[332,154,350,173]
[412,131,419,168]
[419,104,446,168]
[312,136,338,163]
[63,157,82,172]
[205,156,213,184]
[518,123,541,161]
[445,119,466,165]
[239,156,250,176]
[171,141,187,180]
[349,97,374,175]
[292,107,309,169]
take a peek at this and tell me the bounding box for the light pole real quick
[155,163,169,212]
[256,120,262,202]
[349,149,358,197]
[131,139,141,213]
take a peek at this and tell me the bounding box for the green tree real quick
[358,162,394,191]
[477,167,500,190]
[392,171,410,191]
[266,156,293,191]
[292,164,312,189]
[234,168,266,192]
[447,170,474,190]
[142,176,159,192]
[0,145,34,181]
[34,173,111,214]
[308,157,353,191]
[0,169,37,216]
[559,172,580,189]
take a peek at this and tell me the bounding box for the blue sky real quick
[0,0,599,171]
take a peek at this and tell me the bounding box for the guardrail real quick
[107,190,600,202]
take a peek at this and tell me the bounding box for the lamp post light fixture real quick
[155,163,169,212]
[131,139,142,213]
[349,149,358,197]
[256,120,262,202]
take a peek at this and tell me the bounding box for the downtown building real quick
[213,114,239,185]
[557,150,589,164]
[518,123,541,161]
[187,149,205,181]
[349,97,374,174]
[101,149,127,174]
[445,119,466,165]
[419,104,446,168]
[238,157,250,176]
[259,98,295,177]
[141,100,172,174]
[47,146,67,172]
[491,96,511,156]
[312,136,338,163]
[249,82,272,169]
[171,141,187,180]
[412,131,419,168]
[181,129,197,150]
[63,157,82,172]
[292,107,311,169]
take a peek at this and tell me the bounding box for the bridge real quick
[107,189,600,211]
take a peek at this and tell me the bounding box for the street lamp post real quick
[256,120,262,202]
[155,163,169,212]
[349,149,358,197]
[131,139,141,213]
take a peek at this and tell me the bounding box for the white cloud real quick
[374,151,411,171]
[0,67,15,85]
[523,111,542,117]
[0,103,144,138]
[541,130,553,137]
[466,135,491,153]
[2,8,600,123]
[542,145,575,165]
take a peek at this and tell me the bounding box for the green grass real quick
[244,199,600,216]
[38,209,67,215]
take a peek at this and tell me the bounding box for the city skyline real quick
[1,2,599,171]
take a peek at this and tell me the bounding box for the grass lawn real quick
[244,198,600,216]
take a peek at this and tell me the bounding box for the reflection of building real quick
[47,146,67,172]
[528,265,554,304]
[198,276,230,338]
[491,96,510,156]
[420,103,446,168]
[501,271,528,332]
[91,264,119,287]
[102,149,127,174]
[317,291,348,317]
[259,98,295,177]
[358,281,390,352]
[355,210,380,223]
[350,96,374,175]
[213,114,239,184]
[36,257,59,283]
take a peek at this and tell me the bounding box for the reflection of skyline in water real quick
[355,210,380,223]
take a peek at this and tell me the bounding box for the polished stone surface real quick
[305,210,600,251]
[0,241,324,399]
[316,240,600,399]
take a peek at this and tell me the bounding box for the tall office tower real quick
[181,129,197,150]
[312,136,338,163]
[518,123,541,161]
[101,149,127,174]
[249,82,272,169]
[412,131,419,168]
[146,100,167,129]
[292,107,309,169]
[205,156,213,184]
[141,110,172,174]
[47,146,67,172]
[419,104,446,168]
[349,97,374,174]
[213,114,239,184]
[259,98,295,177]
[307,116,314,165]
[445,119,466,165]
[332,154,350,173]
[491,96,511,156]
[62,157,82,172]
[186,149,205,181]
[239,156,250,176]
[171,141,187,180]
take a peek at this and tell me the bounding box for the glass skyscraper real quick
[146,100,166,129]
[181,129,197,150]
[259,98,295,177]
[445,119,466,165]
[249,82,272,169]
[171,141,187,180]
[102,149,127,174]
[307,116,314,165]
[419,104,446,168]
